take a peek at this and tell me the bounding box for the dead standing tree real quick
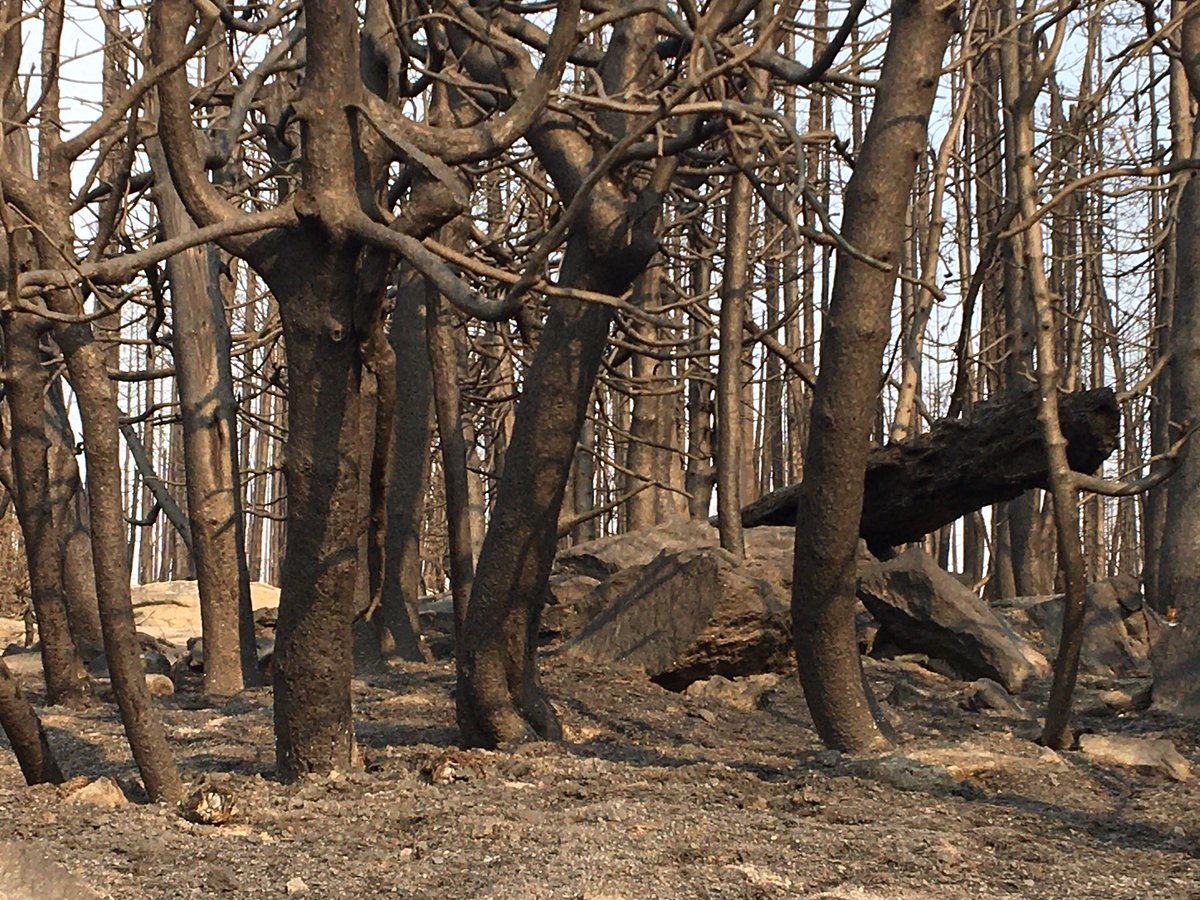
[454,5,675,746]
[790,0,959,752]
[151,0,581,778]
[1154,2,1200,715]
[452,0,867,747]
[0,0,191,801]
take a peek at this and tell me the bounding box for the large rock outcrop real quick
[557,527,1048,693]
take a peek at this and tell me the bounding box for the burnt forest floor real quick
[2,653,1199,899]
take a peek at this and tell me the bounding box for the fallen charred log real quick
[741,387,1120,556]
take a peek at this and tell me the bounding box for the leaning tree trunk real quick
[1,313,90,705]
[457,245,614,746]
[791,0,958,753]
[455,7,666,747]
[55,319,184,802]
[0,656,63,785]
[150,140,257,694]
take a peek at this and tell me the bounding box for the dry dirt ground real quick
[2,654,1199,899]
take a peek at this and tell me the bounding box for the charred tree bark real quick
[746,387,1118,555]
[456,8,669,747]
[45,380,102,653]
[457,246,618,746]
[716,174,752,559]
[0,656,63,785]
[150,139,256,694]
[57,322,184,802]
[1,314,90,705]
[685,238,716,519]
[267,240,367,779]
[1154,3,1200,715]
[378,272,433,662]
[427,281,475,642]
[790,0,959,753]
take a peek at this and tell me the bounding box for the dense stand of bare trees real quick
[1,0,1199,789]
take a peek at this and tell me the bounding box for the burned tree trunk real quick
[745,387,1119,555]
[150,139,257,695]
[377,271,433,662]
[2,314,90,705]
[0,656,63,785]
[790,0,969,753]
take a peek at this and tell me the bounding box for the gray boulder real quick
[554,520,794,580]
[540,573,605,642]
[999,575,1161,678]
[1078,733,1191,781]
[857,548,1049,692]
[559,545,793,689]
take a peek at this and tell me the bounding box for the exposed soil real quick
[2,654,1198,899]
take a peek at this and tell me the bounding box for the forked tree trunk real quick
[1001,5,1085,746]
[455,9,666,747]
[457,246,615,746]
[791,0,957,753]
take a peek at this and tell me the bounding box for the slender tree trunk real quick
[998,0,1050,598]
[717,173,752,559]
[137,369,157,583]
[1000,4,1086,747]
[573,419,598,540]
[150,140,256,694]
[1146,0,1194,612]
[792,0,957,753]
[627,269,671,530]
[57,320,184,802]
[685,243,715,518]
[379,271,432,662]
[1153,3,1200,714]
[427,279,475,642]
[46,380,103,652]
